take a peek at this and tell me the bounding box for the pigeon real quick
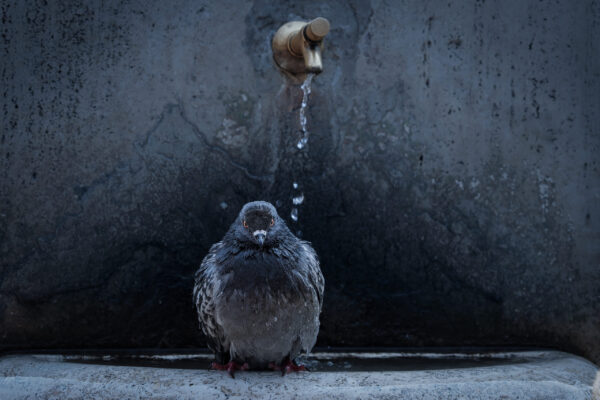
[193,201,324,377]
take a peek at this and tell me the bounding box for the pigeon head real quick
[230,201,289,248]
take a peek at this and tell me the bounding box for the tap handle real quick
[305,17,330,42]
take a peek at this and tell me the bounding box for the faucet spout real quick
[301,43,323,73]
[272,17,330,78]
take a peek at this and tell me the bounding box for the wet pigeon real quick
[193,201,324,376]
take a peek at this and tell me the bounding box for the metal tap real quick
[272,17,330,77]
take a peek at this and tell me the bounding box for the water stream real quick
[297,73,314,150]
[290,73,314,225]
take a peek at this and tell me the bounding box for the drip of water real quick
[293,182,299,189]
[290,207,299,222]
[297,73,314,149]
[292,193,304,205]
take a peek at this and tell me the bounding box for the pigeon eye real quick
[243,220,248,228]
[270,218,275,227]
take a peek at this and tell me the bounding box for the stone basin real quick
[0,349,598,399]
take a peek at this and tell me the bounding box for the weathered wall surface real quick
[1,1,599,362]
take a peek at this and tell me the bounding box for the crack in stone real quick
[142,103,274,183]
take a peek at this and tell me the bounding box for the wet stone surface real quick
[63,351,531,372]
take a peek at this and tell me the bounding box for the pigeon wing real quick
[193,242,228,355]
[301,241,325,310]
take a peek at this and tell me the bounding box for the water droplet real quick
[291,208,298,222]
[292,182,299,189]
[297,137,308,149]
[292,193,304,205]
[219,202,228,209]
[275,199,282,207]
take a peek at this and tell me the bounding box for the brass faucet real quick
[272,17,330,77]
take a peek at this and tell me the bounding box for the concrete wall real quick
[1,1,599,363]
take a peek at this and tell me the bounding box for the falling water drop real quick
[296,137,308,149]
[291,208,298,222]
[292,193,304,205]
[292,182,299,189]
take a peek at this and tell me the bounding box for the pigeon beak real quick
[253,230,267,247]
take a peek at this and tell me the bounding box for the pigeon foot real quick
[269,359,309,376]
[210,361,249,378]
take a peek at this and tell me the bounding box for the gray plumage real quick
[193,201,324,369]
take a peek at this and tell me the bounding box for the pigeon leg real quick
[210,361,249,378]
[268,362,281,372]
[270,358,308,376]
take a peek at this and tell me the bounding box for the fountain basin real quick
[0,349,598,399]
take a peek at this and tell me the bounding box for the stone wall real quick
[1,1,599,363]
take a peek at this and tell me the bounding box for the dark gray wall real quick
[1,1,599,363]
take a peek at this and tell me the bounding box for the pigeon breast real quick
[215,244,321,367]
[195,238,323,368]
